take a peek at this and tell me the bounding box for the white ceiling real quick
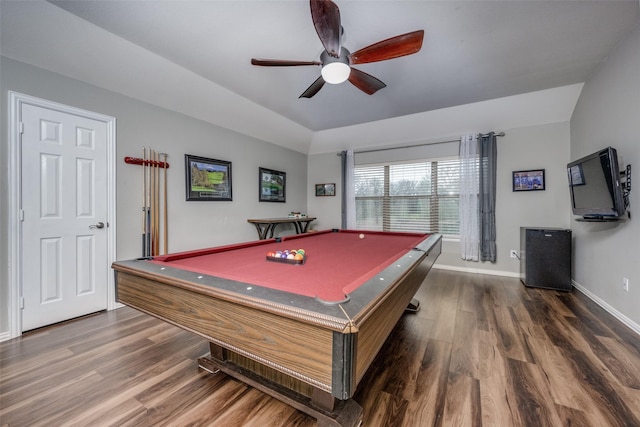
[1,1,638,153]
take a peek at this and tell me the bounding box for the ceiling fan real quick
[251,0,424,98]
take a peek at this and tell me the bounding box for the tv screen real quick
[567,147,626,219]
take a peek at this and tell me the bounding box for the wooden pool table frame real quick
[113,232,441,426]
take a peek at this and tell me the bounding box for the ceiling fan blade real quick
[348,68,386,95]
[299,76,326,98]
[251,59,322,67]
[349,30,425,64]
[310,0,341,57]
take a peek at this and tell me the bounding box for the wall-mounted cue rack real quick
[124,150,169,257]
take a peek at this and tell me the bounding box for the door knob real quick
[89,222,105,229]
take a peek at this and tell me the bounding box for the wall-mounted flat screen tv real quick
[567,146,626,219]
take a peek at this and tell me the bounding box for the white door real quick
[21,103,109,331]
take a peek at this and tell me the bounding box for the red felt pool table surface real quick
[150,229,429,302]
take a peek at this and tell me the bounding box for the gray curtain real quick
[479,133,497,262]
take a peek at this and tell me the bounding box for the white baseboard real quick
[572,280,640,337]
[0,331,12,343]
[433,263,520,278]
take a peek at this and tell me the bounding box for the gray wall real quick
[569,23,640,328]
[307,121,572,276]
[0,57,308,336]
[307,152,342,231]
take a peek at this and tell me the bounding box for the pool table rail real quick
[113,258,355,332]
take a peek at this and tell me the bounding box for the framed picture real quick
[185,154,232,201]
[259,167,286,202]
[315,183,336,196]
[513,169,545,192]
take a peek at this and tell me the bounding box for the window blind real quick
[354,159,460,236]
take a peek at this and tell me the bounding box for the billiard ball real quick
[359,233,365,239]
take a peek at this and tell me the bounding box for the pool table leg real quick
[198,343,363,427]
[405,297,420,312]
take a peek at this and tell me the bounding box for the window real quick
[354,159,461,237]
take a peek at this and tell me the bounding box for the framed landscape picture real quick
[513,169,545,192]
[259,167,286,202]
[185,154,232,201]
[315,183,336,196]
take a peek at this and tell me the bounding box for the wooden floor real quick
[2,269,640,427]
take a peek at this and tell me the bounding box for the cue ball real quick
[359,233,365,239]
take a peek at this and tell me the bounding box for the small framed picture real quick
[315,183,336,196]
[259,167,286,202]
[185,154,232,201]
[513,169,545,192]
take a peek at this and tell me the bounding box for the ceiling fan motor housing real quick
[320,48,351,84]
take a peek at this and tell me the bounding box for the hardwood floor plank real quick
[562,346,640,426]
[0,335,155,409]
[506,358,564,426]
[363,391,408,427]
[0,347,74,384]
[568,318,640,390]
[554,403,592,427]
[477,330,517,427]
[557,292,617,338]
[125,370,240,427]
[64,359,195,426]
[615,384,640,418]
[427,298,458,343]
[64,396,148,427]
[543,312,640,425]
[489,303,534,363]
[403,338,451,426]
[449,309,479,378]
[1,371,105,426]
[442,372,482,427]
[525,335,609,424]
[596,335,640,389]
[456,276,475,313]
[2,270,639,426]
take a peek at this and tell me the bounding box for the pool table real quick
[113,229,441,426]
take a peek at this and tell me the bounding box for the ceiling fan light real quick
[321,62,351,84]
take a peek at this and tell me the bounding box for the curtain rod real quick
[340,131,505,155]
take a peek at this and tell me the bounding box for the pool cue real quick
[154,149,160,256]
[149,148,154,256]
[142,147,146,256]
[150,149,157,256]
[144,148,151,256]
[161,152,168,254]
[144,147,151,257]
[146,148,152,257]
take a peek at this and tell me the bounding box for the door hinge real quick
[19,122,24,134]
[19,210,24,221]
[20,297,25,309]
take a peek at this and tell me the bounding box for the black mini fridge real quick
[520,227,572,291]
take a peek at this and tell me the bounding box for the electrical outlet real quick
[623,277,629,292]
[510,249,519,259]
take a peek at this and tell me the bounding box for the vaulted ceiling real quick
[1,1,638,153]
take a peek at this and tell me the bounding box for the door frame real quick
[8,91,117,339]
